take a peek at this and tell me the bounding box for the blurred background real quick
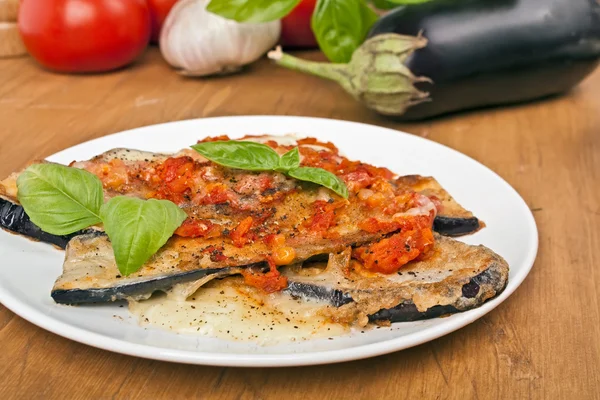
[3,0,599,122]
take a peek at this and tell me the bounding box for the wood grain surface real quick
[0,49,598,400]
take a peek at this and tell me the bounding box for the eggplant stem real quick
[267,47,349,85]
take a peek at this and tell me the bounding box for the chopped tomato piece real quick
[200,183,230,205]
[344,169,374,192]
[358,218,400,234]
[197,135,231,143]
[264,140,281,150]
[299,147,341,172]
[161,157,195,191]
[309,200,341,232]
[353,226,435,274]
[150,156,196,204]
[241,258,288,293]
[366,192,386,208]
[175,218,214,238]
[230,216,253,247]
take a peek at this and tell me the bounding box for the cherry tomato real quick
[280,0,318,48]
[147,0,179,44]
[18,0,151,73]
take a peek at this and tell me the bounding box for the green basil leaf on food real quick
[206,0,301,23]
[288,167,349,199]
[311,0,379,63]
[16,164,103,235]
[277,147,301,172]
[192,141,281,171]
[100,197,187,276]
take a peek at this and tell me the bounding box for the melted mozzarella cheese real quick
[129,279,347,344]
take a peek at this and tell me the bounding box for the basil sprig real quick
[191,141,349,198]
[16,164,187,276]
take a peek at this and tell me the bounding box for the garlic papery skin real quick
[160,0,281,77]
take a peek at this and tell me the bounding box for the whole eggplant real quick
[368,0,600,120]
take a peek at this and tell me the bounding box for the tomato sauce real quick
[241,258,288,294]
[354,214,435,274]
[175,218,215,238]
[80,135,439,291]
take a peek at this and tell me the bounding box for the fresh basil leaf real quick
[277,147,301,172]
[288,167,349,199]
[311,0,379,63]
[206,0,301,23]
[192,141,281,171]
[100,197,187,276]
[191,140,348,198]
[16,164,103,235]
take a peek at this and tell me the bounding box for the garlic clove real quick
[160,0,281,77]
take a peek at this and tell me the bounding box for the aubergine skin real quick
[0,196,90,249]
[51,266,236,304]
[367,268,501,322]
[433,216,480,237]
[368,0,600,120]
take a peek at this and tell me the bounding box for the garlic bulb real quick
[160,0,281,77]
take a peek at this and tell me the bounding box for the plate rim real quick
[0,115,539,367]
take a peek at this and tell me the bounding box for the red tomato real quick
[280,0,318,48]
[18,0,151,73]
[147,0,179,44]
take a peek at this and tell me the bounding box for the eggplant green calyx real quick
[267,33,432,117]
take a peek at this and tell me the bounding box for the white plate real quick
[0,116,538,367]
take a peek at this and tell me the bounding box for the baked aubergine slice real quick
[281,234,508,325]
[0,158,481,249]
[50,221,401,304]
[54,232,508,325]
[104,233,508,325]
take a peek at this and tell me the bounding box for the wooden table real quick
[0,49,598,399]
